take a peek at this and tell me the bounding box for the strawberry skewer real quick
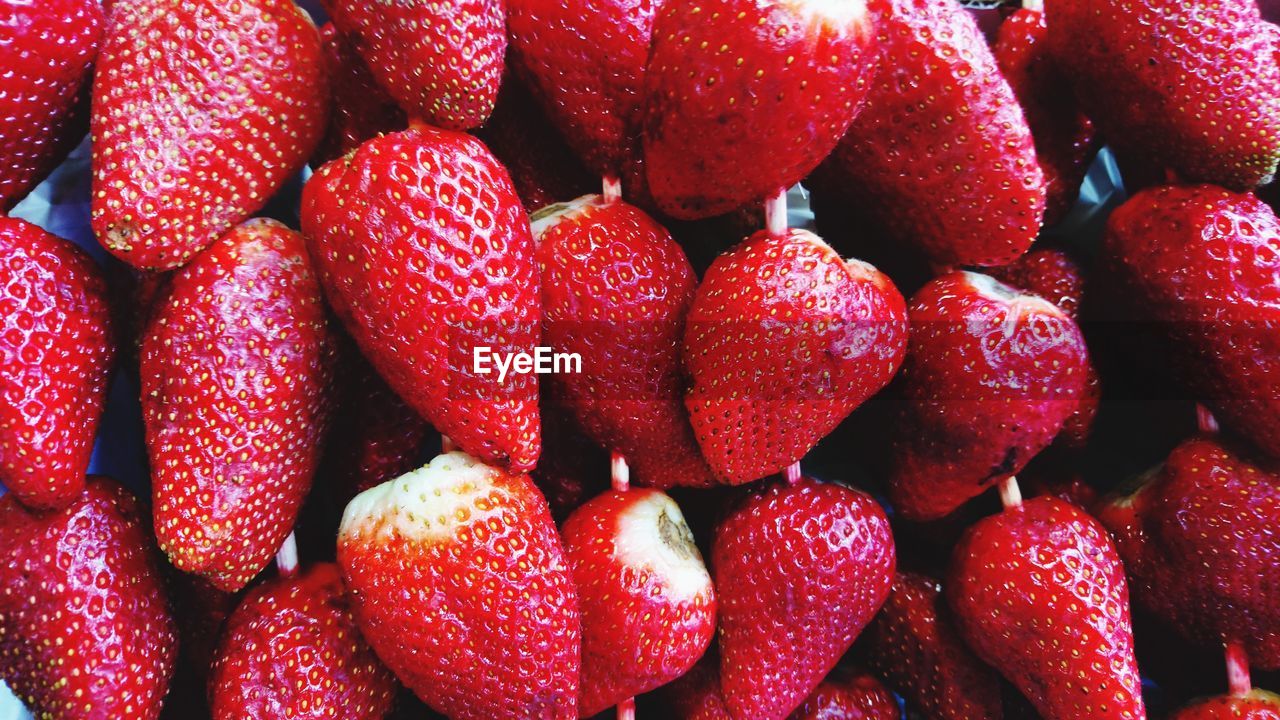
[1226,641,1253,698]
[997,476,1024,511]
[275,532,299,578]
[608,450,637,720]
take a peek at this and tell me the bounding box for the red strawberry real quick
[714,477,895,720]
[684,228,908,485]
[312,22,407,167]
[1094,437,1280,670]
[91,0,325,271]
[814,0,1045,268]
[302,125,542,471]
[209,563,398,720]
[642,0,880,219]
[144,219,337,591]
[562,488,716,715]
[0,217,113,510]
[337,451,581,719]
[534,195,714,488]
[888,272,1088,522]
[1170,690,1280,720]
[1099,185,1280,459]
[863,572,1003,720]
[947,497,1146,720]
[321,0,504,130]
[0,477,177,720]
[1047,0,1280,190]
[0,0,102,211]
[788,670,898,720]
[665,650,732,720]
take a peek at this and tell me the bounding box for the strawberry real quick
[302,125,542,471]
[1099,185,1280,459]
[813,0,1044,268]
[714,477,895,720]
[863,572,1003,720]
[1170,690,1280,720]
[0,217,113,510]
[664,650,732,720]
[684,228,908,485]
[642,0,880,219]
[1047,0,1280,190]
[0,476,177,720]
[888,272,1088,521]
[143,219,337,591]
[91,0,326,271]
[337,451,581,719]
[561,488,716,715]
[208,563,398,720]
[168,574,241,679]
[947,497,1146,720]
[788,670,899,720]
[0,0,102,211]
[321,0,504,130]
[534,195,714,488]
[532,391,611,521]
[312,22,407,167]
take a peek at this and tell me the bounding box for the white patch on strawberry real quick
[780,0,873,38]
[529,194,605,239]
[961,270,1066,318]
[340,451,500,542]
[612,491,712,603]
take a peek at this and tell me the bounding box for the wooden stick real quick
[603,174,623,204]
[998,476,1024,511]
[612,451,631,493]
[784,462,802,486]
[275,531,299,578]
[1227,641,1252,697]
[765,187,788,238]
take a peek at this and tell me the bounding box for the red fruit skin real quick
[91,0,326,271]
[1100,185,1280,459]
[815,0,1045,268]
[209,563,398,720]
[0,477,177,720]
[562,488,716,716]
[665,650,733,720]
[714,478,896,720]
[0,0,102,211]
[535,196,714,489]
[1170,690,1280,720]
[321,0,504,130]
[1094,437,1280,670]
[0,217,114,510]
[684,229,908,485]
[312,22,407,167]
[788,672,899,720]
[863,572,1003,720]
[337,451,581,719]
[1047,0,1280,190]
[144,219,337,591]
[947,498,1146,720]
[642,0,880,219]
[302,125,542,471]
[888,272,1088,522]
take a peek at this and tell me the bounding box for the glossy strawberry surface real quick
[312,22,407,167]
[665,650,732,720]
[1170,690,1280,720]
[788,671,899,720]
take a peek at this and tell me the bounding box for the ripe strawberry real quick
[337,451,581,719]
[0,217,113,510]
[302,125,542,471]
[684,228,908,485]
[814,0,1044,268]
[143,219,337,591]
[321,0,504,130]
[0,0,102,211]
[947,497,1146,720]
[1094,437,1280,670]
[714,477,895,720]
[1100,185,1280,459]
[664,650,732,720]
[535,195,714,488]
[312,22,407,167]
[1047,0,1280,190]
[562,488,716,715]
[642,0,880,219]
[863,572,1003,720]
[0,477,177,720]
[1170,690,1280,720]
[91,0,325,271]
[788,670,899,720]
[209,563,398,720]
[888,272,1088,521]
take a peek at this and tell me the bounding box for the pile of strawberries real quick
[2,0,1280,718]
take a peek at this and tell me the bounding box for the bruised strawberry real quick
[321,0,503,130]
[0,217,113,510]
[534,195,714,488]
[92,0,326,271]
[643,0,880,219]
[714,477,895,720]
[208,563,397,720]
[1170,690,1280,720]
[947,497,1146,720]
[312,22,406,167]
[144,219,336,591]
[888,272,1088,522]
[684,229,907,485]
[0,477,177,720]
[0,0,102,211]
[788,670,899,720]
[338,451,580,719]
[665,650,732,720]
[302,125,542,471]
